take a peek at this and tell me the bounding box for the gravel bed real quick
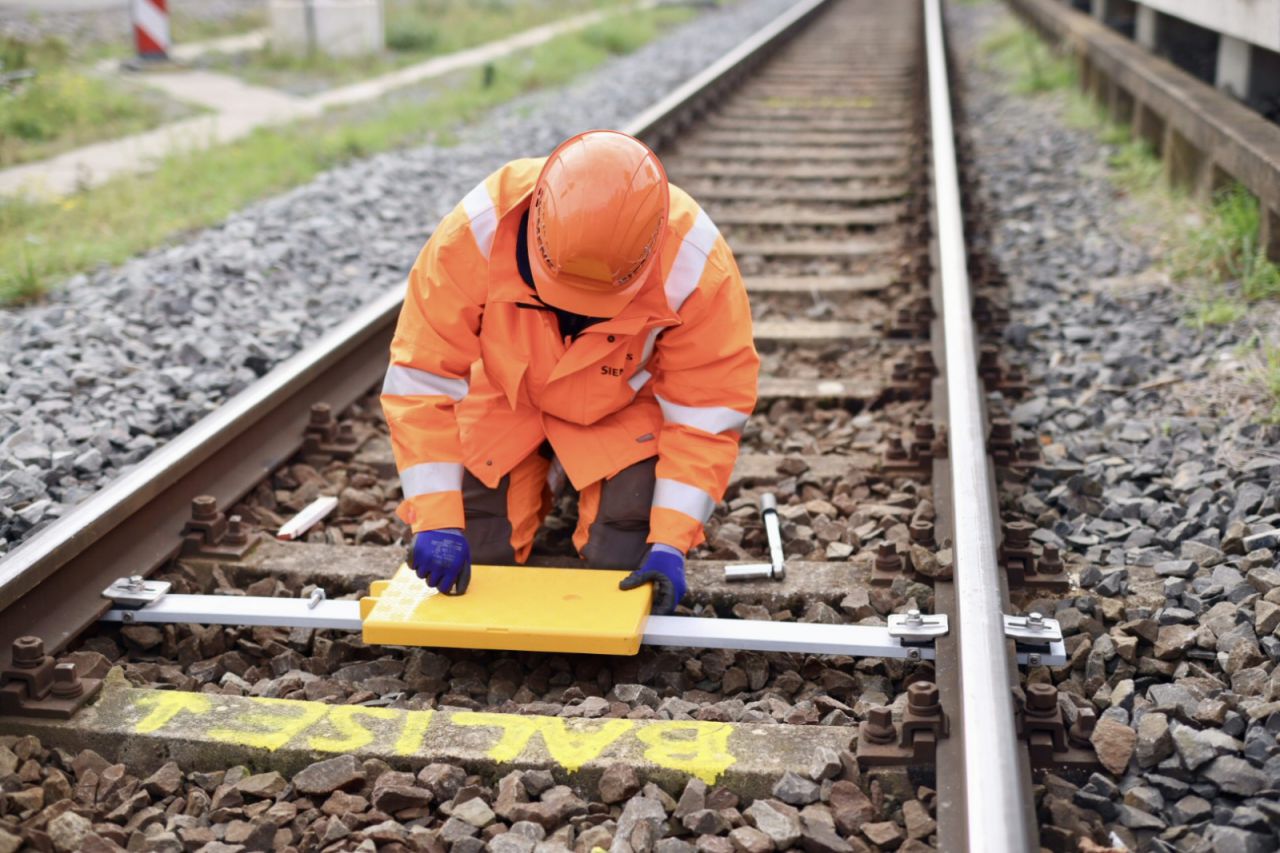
[951,3,1280,852]
[0,731,940,852]
[0,0,799,556]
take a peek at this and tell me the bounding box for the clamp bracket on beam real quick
[887,609,949,642]
[103,575,171,609]
[1004,612,1066,666]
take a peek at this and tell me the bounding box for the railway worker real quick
[381,130,758,614]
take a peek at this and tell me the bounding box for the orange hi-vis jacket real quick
[381,158,759,553]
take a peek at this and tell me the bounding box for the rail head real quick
[923,0,1037,849]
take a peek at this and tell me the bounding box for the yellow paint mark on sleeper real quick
[308,705,402,753]
[132,691,213,733]
[536,718,633,771]
[207,697,329,751]
[635,721,736,784]
[454,712,634,772]
[122,691,738,784]
[394,710,435,756]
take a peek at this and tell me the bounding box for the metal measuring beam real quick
[101,593,363,631]
[98,592,934,659]
[99,590,1064,664]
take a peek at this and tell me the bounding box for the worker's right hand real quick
[410,529,471,595]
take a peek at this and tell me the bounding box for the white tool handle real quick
[761,493,784,571]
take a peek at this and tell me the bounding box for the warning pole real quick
[131,0,172,62]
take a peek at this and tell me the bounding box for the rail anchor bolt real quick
[50,663,84,699]
[863,707,897,744]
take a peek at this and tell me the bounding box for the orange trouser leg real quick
[572,458,657,570]
[462,452,551,565]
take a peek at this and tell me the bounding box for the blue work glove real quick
[409,528,471,595]
[619,544,687,614]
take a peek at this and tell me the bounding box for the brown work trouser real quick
[462,455,656,570]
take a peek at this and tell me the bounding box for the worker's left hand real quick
[619,544,687,614]
[409,529,472,595]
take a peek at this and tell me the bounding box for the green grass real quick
[0,35,165,167]
[1170,186,1280,301]
[1188,296,1247,329]
[214,0,629,92]
[980,22,1075,94]
[170,7,267,44]
[0,5,693,304]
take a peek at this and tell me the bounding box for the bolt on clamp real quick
[102,575,171,609]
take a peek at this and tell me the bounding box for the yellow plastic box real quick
[360,564,652,655]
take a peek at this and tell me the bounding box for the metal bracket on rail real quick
[0,636,103,719]
[856,679,950,768]
[302,402,361,460]
[887,609,948,643]
[181,495,260,559]
[1016,683,1100,771]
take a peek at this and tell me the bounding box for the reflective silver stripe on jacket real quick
[627,369,652,393]
[656,395,749,434]
[382,364,469,401]
[462,181,498,259]
[400,462,464,497]
[663,208,720,312]
[627,328,663,392]
[652,477,716,523]
[629,209,720,391]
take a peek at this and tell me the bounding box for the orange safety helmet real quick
[529,130,670,318]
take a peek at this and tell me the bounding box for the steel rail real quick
[922,0,1037,850]
[0,0,833,668]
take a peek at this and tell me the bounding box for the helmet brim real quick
[528,222,655,318]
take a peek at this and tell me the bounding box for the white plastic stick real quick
[276,495,338,540]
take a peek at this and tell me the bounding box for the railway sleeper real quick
[1,672,864,801]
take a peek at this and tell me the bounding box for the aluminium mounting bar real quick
[99,592,1066,664]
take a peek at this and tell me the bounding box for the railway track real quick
[0,2,1084,850]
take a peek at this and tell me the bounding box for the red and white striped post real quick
[131,0,172,62]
